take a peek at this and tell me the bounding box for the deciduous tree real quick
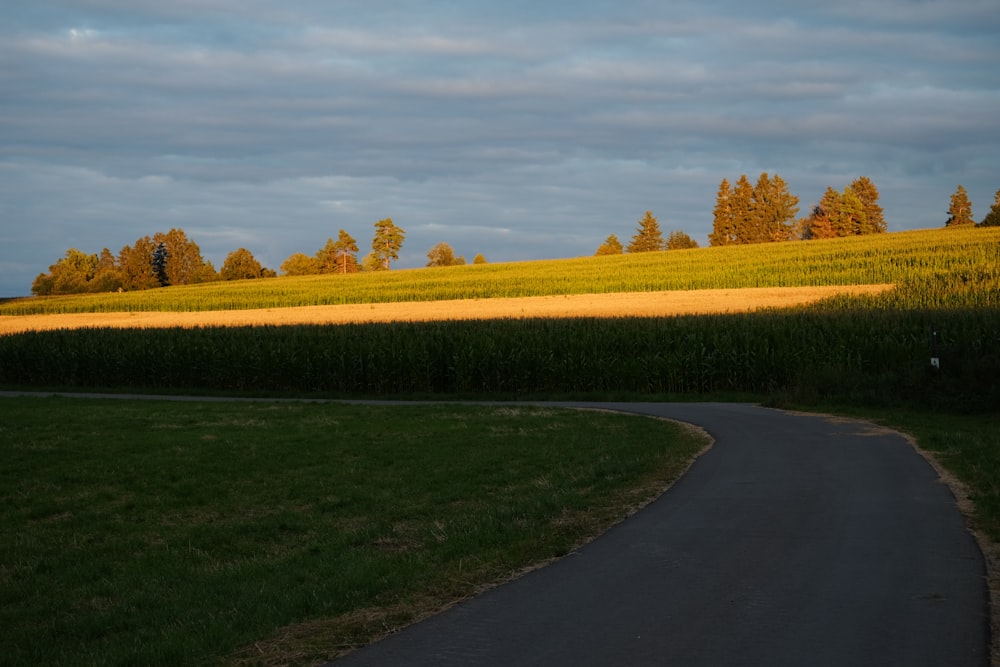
[426,242,457,267]
[196,261,218,283]
[473,253,487,265]
[666,230,699,250]
[153,228,208,286]
[626,211,665,253]
[361,253,383,272]
[30,248,99,295]
[118,237,160,291]
[220,248,264,280]
[280,253,319,276]
[89,247,123,293]
[946,185,975,226]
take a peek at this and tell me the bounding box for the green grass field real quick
[0,397,708,666]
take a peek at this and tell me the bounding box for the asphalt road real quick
[1,393,988,664]
[331,402,988,666]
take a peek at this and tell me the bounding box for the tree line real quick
[33,218,407,296]
[32,213,497,296]
[946,185,1000,228]
[596,177,999,256]
[31,178,1000,296]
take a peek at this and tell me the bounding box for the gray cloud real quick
[1,1,997,296]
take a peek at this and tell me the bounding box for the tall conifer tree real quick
[731,175,755,244]
[979,189,1000,227]
[709,178,735,246]
[315,238,339,274]
[838,187,868,236]
[755,173,798,242]
[334,229,359,273]
[806,187,842,239]
[371,217,405,270]
[626,211,665,252]
[849,176,885,233]
[946,185,974,226]
[595,234,624,255]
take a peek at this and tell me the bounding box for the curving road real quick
[1,393,988,664]
[332,402,988,666]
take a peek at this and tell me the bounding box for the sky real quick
[2,1,998,297]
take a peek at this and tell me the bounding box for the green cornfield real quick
[2,226,997,315]
[1,226,997,410]
[1,308,996,409]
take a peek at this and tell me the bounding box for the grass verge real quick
[0,397,708,666]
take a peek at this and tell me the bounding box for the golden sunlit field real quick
[0,284,894,335]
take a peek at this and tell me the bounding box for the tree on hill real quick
[153,228,209,286]
[849,176,886,234]
[595,234,624,255]
[333,229,359,274]
[280,253,319,276]
[730,175,755,243]
[754,173,799,242]
[371,217,405,270]
[710,173,797,245]
[90,247,124,293]
[30,248,98,296]
[361,253,382,272]
[627,211,665,253]
[666,230,699,250]
[837,187,868,236]
[473,253,487,264]
[805,187,841,240]
[946,185,975,226]
[30,228,212,295]
[220,248,264,280]
[152,242,170,287]
[197,260,219,282]
[426,242,458,267]
[979,189,1000,227]
[804,180,884,239]
[708,178,736,246]
[119,236,160,291]
[315,238,338,274]
[316,230,360,274]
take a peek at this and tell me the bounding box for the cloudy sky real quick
[2,1,998,297]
